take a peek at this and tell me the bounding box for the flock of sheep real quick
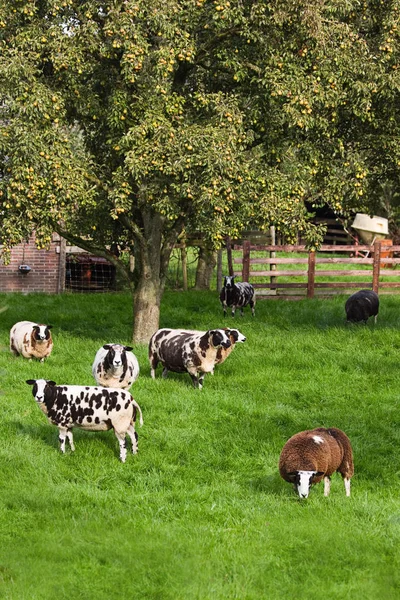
[8,280,380,499]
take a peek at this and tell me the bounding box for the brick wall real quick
[0,233,66,293]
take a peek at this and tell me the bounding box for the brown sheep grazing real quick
[279,427,354,499]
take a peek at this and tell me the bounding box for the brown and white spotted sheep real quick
[148,328,231,389]
[10,321,53,362]
[214,328,246,365]
[26,379,144,462]
[279,427,354,499]
[220,275,256,318]
[92,344,140,389]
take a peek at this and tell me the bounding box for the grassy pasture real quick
[0,290,400,599]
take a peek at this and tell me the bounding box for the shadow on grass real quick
[10,419,120,456]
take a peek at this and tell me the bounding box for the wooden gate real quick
[233,240,400,299]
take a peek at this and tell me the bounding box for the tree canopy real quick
[1,0,400,340]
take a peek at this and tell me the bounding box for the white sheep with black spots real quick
[148,328,231,389]
[92,343,140,389]
[26,379,143,462]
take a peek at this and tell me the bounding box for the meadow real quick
[0,289,400,599]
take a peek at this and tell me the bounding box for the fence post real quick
[270,225,277,290]
[307,251,316,298]
[372,240,381,293]
[226,236,234,276]
[242,240,250,282]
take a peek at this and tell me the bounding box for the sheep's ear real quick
[26,379,36,385]
[314,471,325,478]
[47,380,56,386]
[47,325,53,330]
[124,346,133,352]
[103,344,111,350]
[286,471,298,482]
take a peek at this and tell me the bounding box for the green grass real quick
[1,290,400,599]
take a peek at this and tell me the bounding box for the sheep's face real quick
[227,329,246,343]
[26,378,56,403]
[103,344,133,369]
[223,275,235,289]
[293,470,324,499]
[33,325,52,341]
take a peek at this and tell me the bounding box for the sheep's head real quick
[286,470,324,499]
[223,275,235,289]
[26,379,56,403]
[103,344,133,368]
[33,325,52,341]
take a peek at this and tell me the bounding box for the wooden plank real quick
[256,295,307,301]
[307,251,316,298]
[253,282,308,289]
[248,270,309,277]
[378,282,400,288]
[313,270,373,276]
[314,282,372,288]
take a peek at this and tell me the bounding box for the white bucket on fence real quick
[351,213,389,244]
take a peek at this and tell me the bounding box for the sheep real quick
[279,427,354,499]
[10,320,53,362]
[181,327,246,366]
[220,275,256,317]
[26,379,143,462]
[345,289,379,324]
[148,328,231,389]
[214,328,246,365]
[92,343,140,389]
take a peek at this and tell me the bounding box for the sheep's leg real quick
[240,307,244,317]
[198,373,205,390]
[222,302,227,318]
[149,355,159,379]
[250,300,255,317]
[66,430,75,451]
[114,430,128,462]
[344,477,351,497]
[58,428,68,453]
[231,305,236,318]
[126,424,138,454]
[374,314,378,324]
[324,476,331,496]
[189,373,199,388]
[162,367,169,379]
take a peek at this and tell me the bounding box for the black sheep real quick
[345,289,379,324]
[220,275,256,317]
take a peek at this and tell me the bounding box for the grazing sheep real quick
[26,379,143,462]
[10,321,53,362]
[215,328,246,365]
[148,328,231,389]
[279,427,354,499]
[345,289,379,324]
[92,343,140,389]
[220,275,256,317]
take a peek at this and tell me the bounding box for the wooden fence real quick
[233,240,400,299]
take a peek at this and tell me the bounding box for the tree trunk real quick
[194,246,217,290]
[131,210,174,344]
[132,275,161,344]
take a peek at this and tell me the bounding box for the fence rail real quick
[233,241,400,299]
